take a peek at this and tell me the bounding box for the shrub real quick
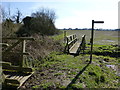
[16,8,58,37]
[2,19,20,37]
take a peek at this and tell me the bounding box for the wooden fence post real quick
[64,31,66,43]
[20,40,26,68]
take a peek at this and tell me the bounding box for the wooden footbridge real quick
[64,34,86,55]
[1,37,34,89]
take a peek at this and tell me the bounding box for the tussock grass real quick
[23,51,118,89]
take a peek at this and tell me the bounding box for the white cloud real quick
[55,9,118,29]
[28,0,118,29]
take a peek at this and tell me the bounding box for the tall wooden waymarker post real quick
[90,20,104,63]
[64,31,66,43]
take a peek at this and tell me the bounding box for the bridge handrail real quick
[2,37,34,68]
[65,34,78,53]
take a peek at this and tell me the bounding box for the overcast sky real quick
[1,0,119,29]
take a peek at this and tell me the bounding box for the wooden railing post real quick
[20,40,26,68]
[67,38,69,54]
[3,40,21,54]
[82,35,86,54]
[2,37,34,68]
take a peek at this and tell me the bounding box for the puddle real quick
[117,73,120,76]
[106,65,117,71]
[113,35,120,37]
[102,40,115,42]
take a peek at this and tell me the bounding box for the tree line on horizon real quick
[62,28,119,31]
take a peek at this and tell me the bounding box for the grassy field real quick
[21,30,119,89]
[24,52,119,89]
[2,30,119,89]
[63,30,118,45]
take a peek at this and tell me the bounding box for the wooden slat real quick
[5,78,20,84]
[1,62,11,67]
[3,72,34,89]
[17,76,24,81]
[15,75,21,80]
[9,73,19,79]
[3,66,33,73]
[69,42,79,51]
[9,75,16,79]
[0,43,9,47]
[68,38,77,45]
[11,75,18,80]
[69,43,80,54]
[5,74,11,78]
[66,34,75,38]
[3,39,22,53]
[18,72,34,89]
[11,73,20,80]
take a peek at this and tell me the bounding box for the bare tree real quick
[1,6,7,22]
[12,8,22,23]
[31,8,57,35]
[8,3,11,19]
[16,8,22,23]
[1,4,22,37]
[31,8,56,24]
[1,3,12,22]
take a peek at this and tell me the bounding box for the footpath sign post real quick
[90,20,104,63]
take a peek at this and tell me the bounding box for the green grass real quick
[85,44,119,58]
[52,33,64,41]
[25,30,119,89]
[32,82,52,89]
[32,50,118,88]
[51,32,65,41]
[54,72,63,76]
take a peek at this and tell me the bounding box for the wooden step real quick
[3,71,34,89]
[2,61,34,89]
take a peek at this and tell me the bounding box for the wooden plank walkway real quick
[64,34,86,55]
[69,42,80,54]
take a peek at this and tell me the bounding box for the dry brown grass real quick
[26,34,64,60]
[2,34,64,65]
